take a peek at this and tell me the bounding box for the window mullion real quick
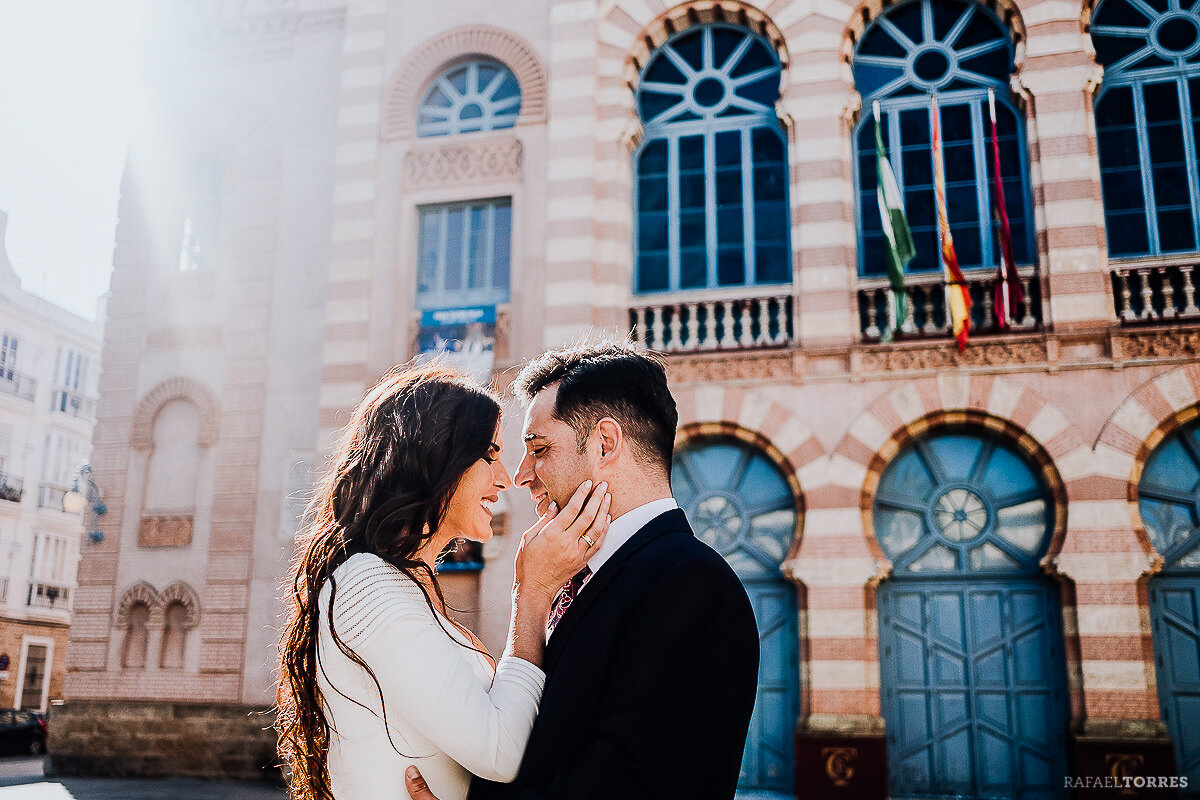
[485,202,496,295]
[436,208,449,307]
[668,135,681,291]
[972,99,993,269]
[742,127,755,283]
[1132,82,1162,253]
[705,129,718,287]
[1177,76,1200,249]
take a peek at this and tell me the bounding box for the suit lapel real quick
[542,509,692,676]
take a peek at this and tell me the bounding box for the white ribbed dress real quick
[317,553,545,800]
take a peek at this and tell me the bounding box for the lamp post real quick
[62,465,106,545]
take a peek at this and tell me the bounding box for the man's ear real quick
[596,417,623,466]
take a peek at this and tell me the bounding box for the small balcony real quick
[26,582,70,610]
[50,387,96,422]
[630,289,793,353]
[0,472,22,504]
[0,369,35,402]
[37,484,69,512]
[1111,259,1200,324]
[857,268,1042,342]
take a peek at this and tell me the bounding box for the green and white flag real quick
[874,100,916,341]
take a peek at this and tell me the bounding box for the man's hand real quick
[406,766,440,800]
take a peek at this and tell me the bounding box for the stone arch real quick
[115,582,158,628]
[382,26,548,141]
[840,0,1028,65]
[833,375,1086,565]
[154,581,201,630]
[613,1,792,91]
[131,377,220,451]
[1095,365,1200,558]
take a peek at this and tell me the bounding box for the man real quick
[409,340,760,800]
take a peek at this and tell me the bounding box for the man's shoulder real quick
[628,516,742,586]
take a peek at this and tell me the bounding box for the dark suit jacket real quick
[470,508,760,800]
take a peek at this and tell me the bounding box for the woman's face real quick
[442,429,511,543]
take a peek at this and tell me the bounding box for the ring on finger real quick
[580,534,596,548]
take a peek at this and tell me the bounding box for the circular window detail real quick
[671,438,797,579]
[874,430,1053,575]
[1093,0,1200,68]
[1138,420,1200,571]
[417,59,522,138]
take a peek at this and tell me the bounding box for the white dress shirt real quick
[318,553,545,800]
[579,496,678,593]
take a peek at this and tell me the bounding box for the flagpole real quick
[988,87,1011,324]
[875,100,897,338]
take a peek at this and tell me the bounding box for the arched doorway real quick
[873,429,1068,799]
[672,436,800,798]
[1140,419,1200,791]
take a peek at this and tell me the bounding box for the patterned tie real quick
[546,566,591,638]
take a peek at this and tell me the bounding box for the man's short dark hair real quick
[513,340,678,475]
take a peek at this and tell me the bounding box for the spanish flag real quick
[931,95,972,351]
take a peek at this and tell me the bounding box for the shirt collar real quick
[585,497,679,577]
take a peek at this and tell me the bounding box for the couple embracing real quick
[276,341,760,800]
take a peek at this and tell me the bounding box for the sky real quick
[0,1,147,321]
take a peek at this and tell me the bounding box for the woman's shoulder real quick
[324,553,433,646]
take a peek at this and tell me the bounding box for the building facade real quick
[0,211,102,722]
[51,0,1200,796]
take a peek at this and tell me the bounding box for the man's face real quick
[516,383,594,517]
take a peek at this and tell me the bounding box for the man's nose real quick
[514,451,534,487]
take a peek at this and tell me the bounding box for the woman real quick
[276,363,610,800]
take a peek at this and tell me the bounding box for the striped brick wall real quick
[317,0,390,453]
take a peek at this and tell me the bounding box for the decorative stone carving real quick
[857,340,1048,372]
[131,377,220,450]
[138,515,195,548]
[156,582,202,630]
[116,582,159,628]
[403,139,522,186]
[667,352,794,383]
[1117,329,1200,360]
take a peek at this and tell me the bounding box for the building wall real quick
[58,0,1200,791]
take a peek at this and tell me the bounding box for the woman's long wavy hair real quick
[276,362,501,800]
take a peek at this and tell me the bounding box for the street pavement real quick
[0,757,286,800]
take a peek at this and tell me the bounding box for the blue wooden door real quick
[1150,578,1200,790]
[672,438,800,798]
[879,579,1068,799]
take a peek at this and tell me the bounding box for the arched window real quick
[160,601,187,669]
[853,0,1033,277]
[1092,0,1200,256]
[1139,421,1200,569]
[416,60,522,138]
[874,429,1053,574]
[123,603,150,669]
[634,25,790,294]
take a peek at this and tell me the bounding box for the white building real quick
[0,210,102,714]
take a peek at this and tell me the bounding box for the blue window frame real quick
[417,60,522,138]
[1138,420,1200,570]
[634,25,790,294]
[416,198,512,309]
[874,429,1054,575]
[852,0,1034,277]
[1092,0,1200,256]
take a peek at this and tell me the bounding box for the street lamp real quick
[62,465,106,545]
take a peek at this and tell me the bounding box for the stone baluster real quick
[863,289,881,340]
[720,301,737,348]
[900,286,918,334]
[633,307,648,348]
[776,297,792,344]
[685,303,700,350]
[1138,268,1157,321]
[1161,266,1178,320]
[980,281,995,331]
[920,286,938,334]
[1182,265,1199,317]
[738,301,754,347]
[702,300,718,349]
[1115,270,1136,322]
[1019,277,1036,328]
[756,297,772,345]
[650,306,665,350]
[667,305,683,351]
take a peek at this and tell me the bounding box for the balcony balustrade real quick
[630,291,793,353]
[1111,261,1200,323]
[0,369,35,402]
[26,582,70,609]
[51,387,96,421]
[0,472,22,504]
[858,269,1041,342]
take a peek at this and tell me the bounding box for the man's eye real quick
[531,447,547,457]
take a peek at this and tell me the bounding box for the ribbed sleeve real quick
[327,554,429,650]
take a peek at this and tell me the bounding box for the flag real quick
[987,88,1023,329]
[874,100,915,341]
[931,95,972,351]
